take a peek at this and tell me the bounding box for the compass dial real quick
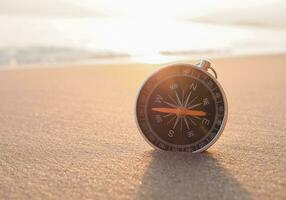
[136,64,227,152]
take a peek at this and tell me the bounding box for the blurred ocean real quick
[1,15,286,67]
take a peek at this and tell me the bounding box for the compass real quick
[135,60,228,152]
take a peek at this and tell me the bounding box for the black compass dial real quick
[147,75,216,145]
[136,64,226,152]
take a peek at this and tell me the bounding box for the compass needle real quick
[152,107,206,117]
[185,110,206,117]
[152,107,177,114]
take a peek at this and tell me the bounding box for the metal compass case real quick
[135,60,228,153]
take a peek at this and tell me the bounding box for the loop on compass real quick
[196,60,218,79]
[208,66,218,79]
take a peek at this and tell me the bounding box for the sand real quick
[0,54,285,200]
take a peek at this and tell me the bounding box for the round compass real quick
[135,60,228,152]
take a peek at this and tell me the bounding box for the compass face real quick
[136,64,227,152]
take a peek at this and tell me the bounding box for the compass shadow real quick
[136,150,251,200]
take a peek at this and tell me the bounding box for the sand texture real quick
[0,54,286,200]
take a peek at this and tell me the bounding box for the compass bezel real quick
[135,63,228,153]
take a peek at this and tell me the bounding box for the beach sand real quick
[0,54,285,200]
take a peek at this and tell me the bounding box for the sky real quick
[0,0,286,65]
[0,0,282,19]
[64,0,276,19]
